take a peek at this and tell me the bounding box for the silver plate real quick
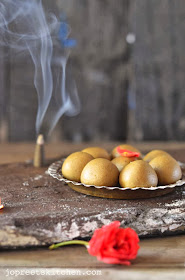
[48,159,185,191]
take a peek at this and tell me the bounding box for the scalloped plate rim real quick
[47,159,185,191]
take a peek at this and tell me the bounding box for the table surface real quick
[0,141,185,279]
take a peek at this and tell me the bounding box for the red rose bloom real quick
[87,221,140,265]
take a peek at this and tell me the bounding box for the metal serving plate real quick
[48,160,185,199]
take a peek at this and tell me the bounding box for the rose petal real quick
[88,221,120,256]
[97,255,131,265]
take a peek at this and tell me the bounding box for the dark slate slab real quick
[0,162,184,248]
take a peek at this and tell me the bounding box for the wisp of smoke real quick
[0,0,80,136]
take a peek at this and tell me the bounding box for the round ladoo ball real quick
[111,144,140,159]
[143,150,170,162]
[81,158,119,186]
[149,155,182,185]
[111,156,136,172]
[62,152,94,182]
[82,147,110,160]
[119,160,158,188]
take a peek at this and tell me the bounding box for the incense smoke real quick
[0,0,80,136]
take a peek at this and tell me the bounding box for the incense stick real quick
[33,134,45,167]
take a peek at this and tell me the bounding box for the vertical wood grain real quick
[129,0,185,141]
[57,0,130,141]
[0,47,9,142]
[0,0,184,142]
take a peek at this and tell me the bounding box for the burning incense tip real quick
[37,134,44,145]
[33,134,45,167]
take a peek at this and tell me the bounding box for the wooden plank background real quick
[129,0,185,141]
[0,0,184,142]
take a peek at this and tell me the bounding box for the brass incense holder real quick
[48,160,185,200]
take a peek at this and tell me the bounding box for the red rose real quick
[87,221,140,265]
[49,221,140,266]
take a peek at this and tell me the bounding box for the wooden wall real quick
[0,0,184,142]
[129,0,185,141]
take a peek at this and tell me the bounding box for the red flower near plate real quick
[49,221,140,265]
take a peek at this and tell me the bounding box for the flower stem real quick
[49,240,89,250]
